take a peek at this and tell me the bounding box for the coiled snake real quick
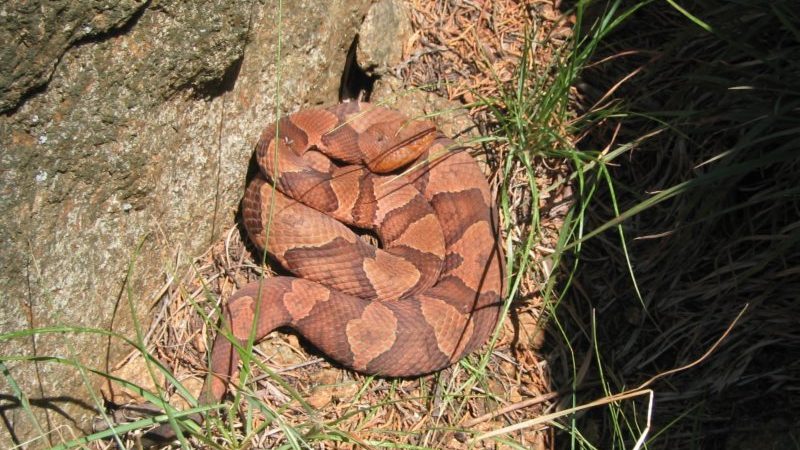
[147,101,504,442]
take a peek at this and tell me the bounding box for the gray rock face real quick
[357,0,412,76]
[0,0,370,446]
[0,0,149,113]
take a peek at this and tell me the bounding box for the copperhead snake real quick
[147,101,504,442]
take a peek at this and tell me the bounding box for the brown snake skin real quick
[146,101,504,442]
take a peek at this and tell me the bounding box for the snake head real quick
[360,115,437,173]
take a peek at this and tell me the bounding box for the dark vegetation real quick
[555,0,800,447]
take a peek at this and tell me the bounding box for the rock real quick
[0,0,371,447]
[256,334,306,368]
[0,1,149,113]
[100,356,165,406]
[169,377,204,412]
[357,0,412,76]
[306,368,358,409]
[306,369,340,409]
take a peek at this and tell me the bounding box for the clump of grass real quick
[555,0,800,447]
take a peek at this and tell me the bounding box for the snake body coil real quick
[147,101,504,442]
